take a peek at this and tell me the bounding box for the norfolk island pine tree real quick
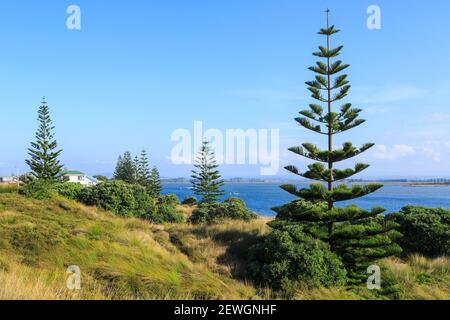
[191,141,225,204]
[149,166,162,198]
[26,98,64,181]
[272,11,402,283]
[137,149,151,188]
[114,151,136,183]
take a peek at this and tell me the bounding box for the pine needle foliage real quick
[26,98,64,181]
[273,11,402,283]
[149,166,162,198]
[114,151,136,184]
[137,149,151,187]
[191,141,224,204]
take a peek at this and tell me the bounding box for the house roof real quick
[62,170,85,176]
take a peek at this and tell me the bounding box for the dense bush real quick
[54,183,84,200]
[158,194,180,207]
[247,223,347,293]
[145,201,185,224]
[188,205,209,224]
[19,179,56,200]
[189,198,257,224]
[78,180,151,217]
[389,206,450,257]
[182,196,198,206]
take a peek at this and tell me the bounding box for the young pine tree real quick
[114,151,136,183]
[137,149,151,187]
[26,98,64,180]
[191,141,224,204]
[149,166,162,198]
[273,11,402,283]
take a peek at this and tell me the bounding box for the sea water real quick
[162,182,450,216]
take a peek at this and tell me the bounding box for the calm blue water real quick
[162,183,450,216]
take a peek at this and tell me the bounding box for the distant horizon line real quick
[2,172,450,182]
[160,177,450,182]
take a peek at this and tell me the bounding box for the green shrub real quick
[222,198,258,220]
[188,205,209,224]
[247,223,347,294]
[389,206,450,257]
[19,179,56,200]
[189,198,257,224]
[145,203,185,224]
[182,196,198,206]
[158,194,180,206]
[54,183,84,200]
[78,180,151,217]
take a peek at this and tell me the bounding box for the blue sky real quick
[1,0,450,178]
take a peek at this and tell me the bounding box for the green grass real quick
[0,193,448,300]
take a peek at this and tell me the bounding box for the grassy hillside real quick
[0,193,258,299]
[0,193,449,300]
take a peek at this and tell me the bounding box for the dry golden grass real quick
[176,204,195,219]
[379,255,450,300]
[0,255,109,300]
[294,287,361,300]
[166,218,270,277]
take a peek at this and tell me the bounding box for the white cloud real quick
[370,144,416,160]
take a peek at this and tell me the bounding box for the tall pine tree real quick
[273,10,402,283]
[26,98,64,180]
[191,141,224,204]
[149,166,162,198]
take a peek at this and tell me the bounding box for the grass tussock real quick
[0,193,448,300]
[379,255,450,300]
[166,218,270,278]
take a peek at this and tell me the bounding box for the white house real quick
[62,171,99,186]
[0,176,19,184]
